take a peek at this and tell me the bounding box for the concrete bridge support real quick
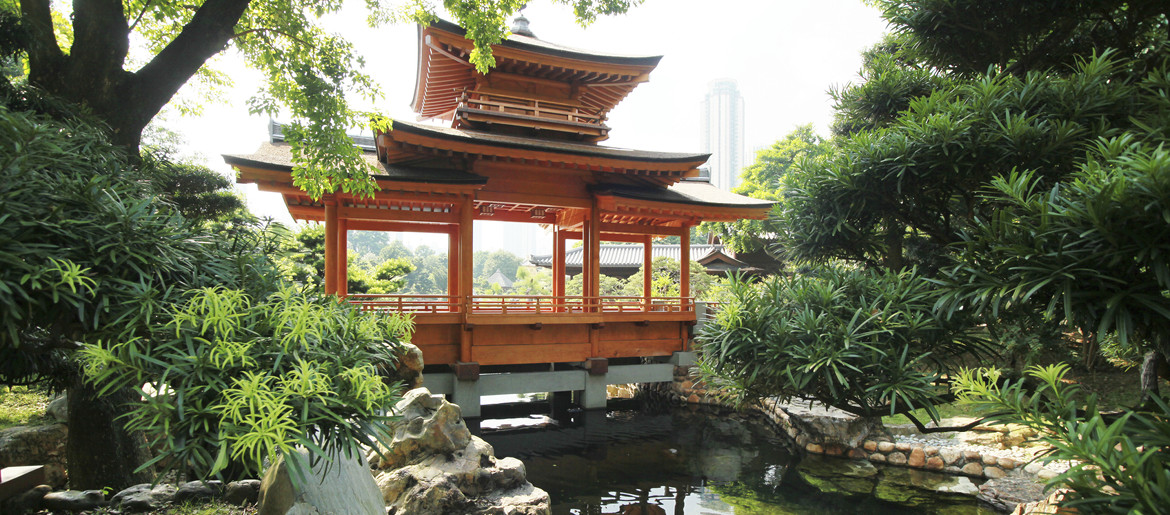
[422,352,696,418]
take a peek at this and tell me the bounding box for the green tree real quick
[703,124,830,254]
[473,249,522,287]
[349,231,390,257]
[622,256,718,301]
[3,0,641,198]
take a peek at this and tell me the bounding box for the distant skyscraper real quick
[700,79,746,191]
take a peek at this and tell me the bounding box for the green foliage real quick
[142,151,245,224]
[697,264,987,420]
[829,35,951,137]
[954,364,1170,513]
[80,286,411,479]
[0,385,51,429]
[939,135,1170,358]
[781,52,1165,271]
[875,0,1170,76]
[474,249,522,287]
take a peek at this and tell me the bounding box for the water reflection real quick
[475,402,998,515]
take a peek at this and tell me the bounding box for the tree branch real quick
[115,0,253,145]
[19,0,64,86]
[903,412,990,434]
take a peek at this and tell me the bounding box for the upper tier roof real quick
[412,20,663,120]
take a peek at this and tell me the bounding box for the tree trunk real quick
[1139,351,1162,408]
[65,375,154,490]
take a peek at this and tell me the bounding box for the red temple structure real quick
[225,17,772,415]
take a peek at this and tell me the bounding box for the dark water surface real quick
[476,403,999,515]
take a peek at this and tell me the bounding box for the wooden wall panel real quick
[471,324,590,346]
[472,343,592,366]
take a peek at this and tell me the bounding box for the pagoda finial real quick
[511,7,535,38]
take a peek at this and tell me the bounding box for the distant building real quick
[527,243,775,279]
[700,79,746,191]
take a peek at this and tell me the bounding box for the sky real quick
[172,0,891,257]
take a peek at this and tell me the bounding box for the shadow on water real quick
[473,399,1000,515]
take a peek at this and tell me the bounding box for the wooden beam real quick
[448,229,460,301]
[553,227,566,306]
[588,197,601,303]
[599,222,688,237]
[338,205,458,224]
[346,220,454,233]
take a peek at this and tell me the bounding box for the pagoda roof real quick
[224,142,487,185]
[594,181,776,209]
[382,119,707,165]
[412,20,661,119]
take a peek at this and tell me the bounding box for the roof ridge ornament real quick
[511,7,535,38]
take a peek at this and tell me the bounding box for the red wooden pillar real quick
[447,226,460,303]
[553,226,566,307]
[680,225,691,301]
[337,218,348,297]
[643,234,653,311]
[459,195,475,363]
[323,195,338,295]
[587,200,602,309]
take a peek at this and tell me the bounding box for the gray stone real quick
[984,466,1006,479]
[877,441,896,453]
[174,480,223,503]
[763,399,889,448]
[961,462,984,476]
[42,489,105,511]
[46,395,68,423]
[887,452,907,466]
[224,479,261,506]
[1036,468,1060,480]
[1024,462,1045,474]
[0,423,69,487]
[939,448,961,465]
[112,483,177,512]
[258,449,384,515]
[0,484,50,514]
[373,388,551,515]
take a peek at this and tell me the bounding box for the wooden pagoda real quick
[226,17,772,413]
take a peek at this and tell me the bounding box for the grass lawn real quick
[0,385,53,430]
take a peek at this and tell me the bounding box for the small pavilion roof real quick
[528,244,761,277]
[594,181,777,209]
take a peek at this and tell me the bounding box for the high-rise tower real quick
[700,79,746,191]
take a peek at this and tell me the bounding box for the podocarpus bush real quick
[81,286,412,480]
[697,265,988,429]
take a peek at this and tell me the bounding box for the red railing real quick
[457,91,605,126]
[348,294,694,315]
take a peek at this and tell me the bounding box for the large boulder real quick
[371,388,550,515]
[383,342,425,390]
[0,423,68,487]
[258,449,385,515]
[762,399,889,449]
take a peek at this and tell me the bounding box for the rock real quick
[862,440,878,452]
[925,457,945,471]
[869,453,887,463]
[979,477,1049,513]
[1036,468,1060,480]
[894,443,911,453]
[112,483,177,512]
[887,452,907,466]
[174,480,223,503]
[764,400,889,449]
[258,449,385,515]
[940,448,961,465]
[877,441,896,453]
[224,479,261,506]
[907,447,926,468]
[805,443,824,453]
[1024,462,1044,475]
[923,446,938,456]
[387,342,425,390]
[46,395,68,423]
[1,484,50,514]
[373,388,550,515]
[998,457,1017,470]
[982,454,998,466]
[848,448,868,459]
[42,489,105,512]
[1011,489,1077,515]
[0,423,69,487]
[824,444,844,456]
[960,462,984,476]
[984,466,1006,479]
[962,450,981,461]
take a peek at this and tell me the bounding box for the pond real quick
[475,401,1000,515]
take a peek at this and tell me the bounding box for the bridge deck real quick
[351,294,696,366]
